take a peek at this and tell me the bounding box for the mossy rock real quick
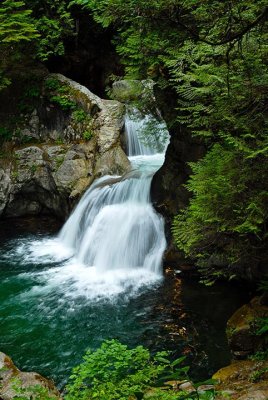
[111,80,145,102]
[226,297,268,358]
[213,360,268,400]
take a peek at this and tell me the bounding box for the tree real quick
[0,0,75,91]
[0,0,38,89]
[72,0,268,280]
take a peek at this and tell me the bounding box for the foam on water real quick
[17,261,162,303]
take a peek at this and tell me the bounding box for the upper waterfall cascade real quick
[59,111,169,276]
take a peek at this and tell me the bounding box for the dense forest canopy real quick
[0,0,267,282]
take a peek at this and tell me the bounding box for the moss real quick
[55,155,65,169]
[227,298,268,336]
[72,109,88,123]
[83,130,93,141]
[30,164,38,174]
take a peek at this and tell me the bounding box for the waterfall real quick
[58,111,169,277]
[124,109,168,156]
[12,110,170,299]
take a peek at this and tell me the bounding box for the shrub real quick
[172,143,268,283]
[50,95,76,111]
[72,109,88,123]
[44,78,61,91]
[82,130,93,141]
[65,339,189,400]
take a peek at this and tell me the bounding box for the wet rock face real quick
[0,74,130,220]
[151,123,205,267]
[151,125,205,221]
[1,144,92,219]
[0,352,60,400]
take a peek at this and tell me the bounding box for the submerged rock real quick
[0,352,60,400]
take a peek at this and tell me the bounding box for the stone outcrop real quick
[0,352,60,400]
[214,360,268,400]
[211,296,268,399]
[0,74,130,219]
[226,296,268,359]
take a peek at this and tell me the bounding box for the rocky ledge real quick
[0,352,60,400]
[214,360,268,400]
[213,295,268,399]
[0,74,130,219]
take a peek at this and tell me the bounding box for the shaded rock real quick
[94,146,130,177]
[213,359,268,400]
[197,384,215,393]
[44,74,125,146]
[0,352,60,400]
[0,168,11,214]
[226,297,268,358]
[236,389,268,400]
[179,381,195,392]
[150,86,206,265]
[55,158,89,189]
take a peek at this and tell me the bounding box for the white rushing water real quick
[12,111,169,300]
[59,111,168,273]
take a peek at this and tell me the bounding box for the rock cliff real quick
[0,74,130,219]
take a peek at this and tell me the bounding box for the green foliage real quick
[255,282,268,337]
[258,280,268,293]
[0,70,11,91]
[50,95,76,111]
[65,339,190,400]
[249,367,268,383]
[172,143,268,282]
[30,164,37,174]
[71,0,268,280]
[20,134,36,144]
[0,0,38,90]
[0,126,12,141]
[55,155,65,168]
[54,138,64,145]
[250,350,268,361]
[18,81,41,113]
[0,0,75,91]
[0,0,38,44]
[256,318,268,336]
[44,78,62,91]
[82,130,93,140]
[11,377,58,400]
[44,77,77,111]
[25,0,75,61]
[72,109,88,123]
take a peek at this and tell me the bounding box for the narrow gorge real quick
[0,1,267,399]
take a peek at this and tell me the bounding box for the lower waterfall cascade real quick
[59,112,169,276]
[2,110,170,301]
[54,110,170,295]
[0,111,250,386]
